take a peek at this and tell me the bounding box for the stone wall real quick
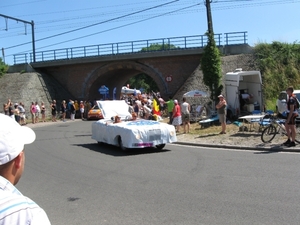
[0,72,74,118]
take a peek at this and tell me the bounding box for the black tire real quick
[118,136,126,151]
[261,125,277,143]
[156,144,165,150]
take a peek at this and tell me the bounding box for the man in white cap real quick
[216,94,227,134]
[0,114,51,224]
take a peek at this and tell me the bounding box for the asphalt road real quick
[18,120,300,225]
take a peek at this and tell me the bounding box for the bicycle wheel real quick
[295,124,300,144]
[261,125,277,143]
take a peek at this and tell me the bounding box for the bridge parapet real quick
[13,31,247,65]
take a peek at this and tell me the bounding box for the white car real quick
[276,90,300,119]
[91,100,177,150]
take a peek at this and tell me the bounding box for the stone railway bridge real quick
[15,44,251,102]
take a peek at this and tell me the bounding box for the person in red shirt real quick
[172,99,182,133]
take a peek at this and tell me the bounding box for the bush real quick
[0,58,8,77]
[254,41,300,109]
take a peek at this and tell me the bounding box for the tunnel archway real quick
[83,61,168,100]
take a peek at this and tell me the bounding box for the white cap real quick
[0,114,36,165]
[218,95,224,98]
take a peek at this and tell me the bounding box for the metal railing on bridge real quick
[13,31,247,64]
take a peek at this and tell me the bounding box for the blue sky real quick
[1,0,300,65]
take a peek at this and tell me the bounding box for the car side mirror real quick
[281,99,287,103]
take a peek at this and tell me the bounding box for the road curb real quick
[174,141,300,153]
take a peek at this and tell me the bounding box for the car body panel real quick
[87,105,103,120]
[91,100,177,149]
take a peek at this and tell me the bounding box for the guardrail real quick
[13,31,247,64]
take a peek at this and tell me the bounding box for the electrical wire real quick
[2,0,300,55]
[3,0,179,50]
[6,2,203,56]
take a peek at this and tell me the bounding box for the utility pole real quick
[205,0,214,34]
[0,14,36,62]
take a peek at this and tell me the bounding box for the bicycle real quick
[260,114,300,143]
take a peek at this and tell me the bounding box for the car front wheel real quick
[118,136,126,151]
[156,144,165,150]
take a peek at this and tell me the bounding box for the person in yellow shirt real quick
[74,100,79,119]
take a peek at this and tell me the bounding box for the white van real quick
[225,69,263,119]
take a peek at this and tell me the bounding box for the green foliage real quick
[126,73,159,93]
[0,58,8,77]
[141,43,179,52]
[201,33,223,102]
[254,41,300,107]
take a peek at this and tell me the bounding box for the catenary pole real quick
[205,0,214,34]
[0,14,36,62]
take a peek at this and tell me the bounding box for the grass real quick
[161,117,240,135]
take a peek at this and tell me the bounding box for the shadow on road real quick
[73,143,171,157]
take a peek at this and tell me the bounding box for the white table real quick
[238,115,265,131]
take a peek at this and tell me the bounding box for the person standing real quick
[216,95,227,134]
[18,102,26,125]
[172,99,182,133]
[79,101,85,120]
[283,86,298,147]
[30,102,36,124]
[70,101,76,121]
[14,103,20,124]
[35,102,40,123]
[0,114,51,224]
[50,100,57,122]
[3,99,10,116]
[166,96,174,124]
[61,100,67,122]
[8,102,14,119]
[41,102,46,122]
[74,100,79,119]
[181,97,191,133]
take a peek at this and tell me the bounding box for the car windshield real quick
[93,105,99,109]
[296,93,300,100]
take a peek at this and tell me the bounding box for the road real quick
[18,120,300,225]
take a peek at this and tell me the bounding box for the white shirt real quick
[181,102,190,114]
[35,105,41,113]
[0,176,51,225]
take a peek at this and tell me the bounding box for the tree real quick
[126,73,159,93]
[0,58,8,77]
[200,33,223,104]
[141,43,179,52]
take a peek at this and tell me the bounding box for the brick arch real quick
[83,61,168,99]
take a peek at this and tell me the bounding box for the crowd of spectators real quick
[1,98,95,125]
[2,93,191,131]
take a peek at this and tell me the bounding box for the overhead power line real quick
[4,0,179,50]
[34,3,202,51]
[3,0,300,56]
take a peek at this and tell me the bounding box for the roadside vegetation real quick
[201,32,223,102]
[254,41,300,111]
[0,58,8,77]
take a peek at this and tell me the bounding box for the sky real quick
[1,0,300,65]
